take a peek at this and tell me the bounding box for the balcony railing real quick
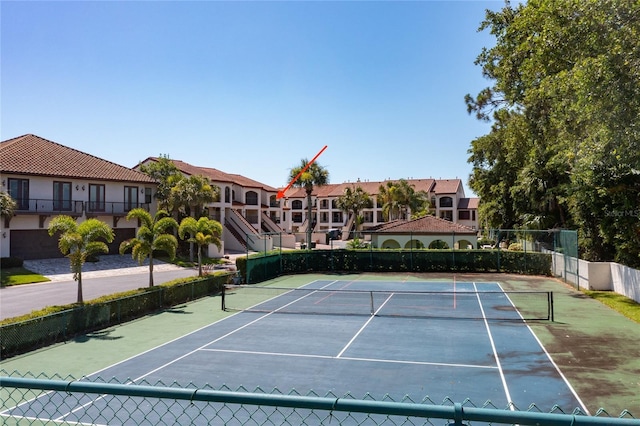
[14,199,83,215]
[85,202,150,215]
[12,199,149,216]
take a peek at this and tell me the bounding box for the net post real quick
[370,291,374,316]
[221,283,226,311]
[549,291,554,322]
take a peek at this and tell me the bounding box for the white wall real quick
[548,250,640,303]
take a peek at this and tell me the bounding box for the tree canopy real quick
[467,0,640,267]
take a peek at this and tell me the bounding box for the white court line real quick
[49,279,344,423]
[335,292,395,358]
[200,348,498,370]
[473,282,515,410]
[496,282,589,414]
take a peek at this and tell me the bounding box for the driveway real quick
[0,255,199,320]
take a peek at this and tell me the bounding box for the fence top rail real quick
[1,376,637,426]
[224,285,551,296]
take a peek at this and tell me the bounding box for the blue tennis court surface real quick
[6,279,587,423]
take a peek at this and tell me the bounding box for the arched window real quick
[439,196,453,207]
[224,187,230,203]
[245,191,258,205]
[292,200,303,210]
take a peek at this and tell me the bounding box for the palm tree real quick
[377,181,402,221]
[179,216,223,276]
[289,159,329,247]
[48,216,114,303]
[377,179,429,221]
[335,185,372,238]
[119,208,178,287]
[1,192,17,223]
[138,155,183,211]
[170,175,219,261]
[170,175,219,218]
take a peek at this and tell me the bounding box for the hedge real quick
[0,272,231,359]
[237,249,552,284]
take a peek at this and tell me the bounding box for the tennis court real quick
[3,277,587,424]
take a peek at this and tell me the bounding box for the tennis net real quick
[222,285,554,321]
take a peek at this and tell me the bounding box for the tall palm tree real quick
[179,216,223,276]
[48,216,114,303]
[119,208,178,287]
[335,185,372,238]
[289,159,329,247]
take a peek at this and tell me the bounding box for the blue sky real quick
[1,1,502,196]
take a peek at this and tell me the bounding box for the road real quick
[0,269,199,320]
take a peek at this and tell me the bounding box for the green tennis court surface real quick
[2,278,588,424]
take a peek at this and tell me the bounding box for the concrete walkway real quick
[23,255,185,282]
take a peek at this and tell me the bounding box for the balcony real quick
[85,202,150,216]
[14,199,83,216]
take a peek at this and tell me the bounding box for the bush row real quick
[237,249,552,284]
[0,273,230,359]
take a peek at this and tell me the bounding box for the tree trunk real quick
[77,272,83,304]
[197,246,203,277]
[149,254,154,287]
[306,192,313,249]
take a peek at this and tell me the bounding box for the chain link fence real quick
[1,371,637,426]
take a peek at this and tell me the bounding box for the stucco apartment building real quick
[0,135,157,260]
[143,158,479,253]
[1,135,479,259]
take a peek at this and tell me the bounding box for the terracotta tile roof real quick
[457,198,479,209]
[149,158,278,192]
[432,179,461,194]
[1,134,155,183]
[368,215,476,234]
[283,178,440,199]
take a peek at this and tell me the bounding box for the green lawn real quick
[0,267,49,287]
[585,290,640,323]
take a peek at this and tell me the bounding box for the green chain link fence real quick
[1,372,637,425]
[238,229,580,284]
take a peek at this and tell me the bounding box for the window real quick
[320,212,329,223]
[53,181,72,211]
[363,211,373,223]
[245,191,258,205]
[331,200,338,209]
[472,210,476,221]
[320,199,329,209]
[332,211,343,223]
[224,187,230,203]
[292,200,303,210]
[8,178,29,210]
[439,197,453,208]
[292,212,303,223]
[458,210,470,220]
[270,195,279,207]
[440,210,453,221]
[89,184,106,212]
[124,186,138,211]
[145,187,152,204]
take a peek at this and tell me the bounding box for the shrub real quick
[1,256,24,268]
[508,242,523,251]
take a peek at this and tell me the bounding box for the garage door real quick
[9,228,136,260]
